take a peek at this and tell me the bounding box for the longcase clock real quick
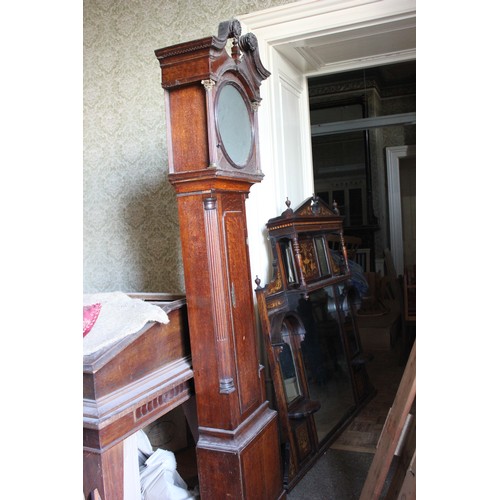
[155,20,284,499]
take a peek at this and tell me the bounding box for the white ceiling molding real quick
[240,0,416,41]
[309,49,416,76]
[238,0,381,31]
[240,0,416,73]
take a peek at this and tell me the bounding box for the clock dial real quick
[216,83,253,168]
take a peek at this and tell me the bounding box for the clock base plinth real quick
[196,404,285,500]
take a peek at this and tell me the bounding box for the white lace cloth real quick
[83,292,169,356]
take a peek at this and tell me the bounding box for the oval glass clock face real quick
[216,83,253,168]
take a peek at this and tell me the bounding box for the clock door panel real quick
[223,195,261,417]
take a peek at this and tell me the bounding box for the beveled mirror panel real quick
[334,283,361,358]
[280,239,298,285]
[294,287,356,442]
[279,321,303,403]
[314,236,330,277]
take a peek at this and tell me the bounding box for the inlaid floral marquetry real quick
[298,240,319,280]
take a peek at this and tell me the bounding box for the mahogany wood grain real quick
[83,297,194,500]
[83,443,123,500]
[155,19,284,499]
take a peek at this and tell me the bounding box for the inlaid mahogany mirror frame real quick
[255,196,375,490]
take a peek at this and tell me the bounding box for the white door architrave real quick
[240,0,416,283]
[386,145,416,276]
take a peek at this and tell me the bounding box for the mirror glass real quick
[335,283,360,358]
[280,240,298,284]
[278,321,302,403]
[310,102,370,228]
[314,236,330,276]
[216,83,253,167]
[294,285,356,442]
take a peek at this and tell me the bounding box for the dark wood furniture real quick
[155,20,284,499]
[255,196,375,490]
[83,293,193,500]
[401,265,416,364]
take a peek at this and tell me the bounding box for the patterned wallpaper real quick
[83,0,296,293]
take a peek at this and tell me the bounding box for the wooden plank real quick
[386,410,416,499]
[360,342,416,500]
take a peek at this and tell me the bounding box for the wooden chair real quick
[403,266,416,322]
[327,234,371,272]
[326,234,361,260]
[400,266,416,363]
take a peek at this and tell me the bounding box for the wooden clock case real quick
[155,20,284,500]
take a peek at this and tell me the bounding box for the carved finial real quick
[217,18,242,41]
[231,34,241,60]
[282,197,294,217]
[311,194,320,214]
[332,199,340,215]
[255,276,262,289]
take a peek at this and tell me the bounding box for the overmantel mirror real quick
[255,196,375,491]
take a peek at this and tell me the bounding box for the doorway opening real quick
[307,61,416,274]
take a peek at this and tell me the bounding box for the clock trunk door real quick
[223,193,261,418]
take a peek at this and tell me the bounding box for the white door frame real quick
[386,145,416,276]
[239,0,416,283]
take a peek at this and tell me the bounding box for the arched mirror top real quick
[270,311,306,345]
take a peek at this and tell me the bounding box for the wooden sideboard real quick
[83,293,194,500]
